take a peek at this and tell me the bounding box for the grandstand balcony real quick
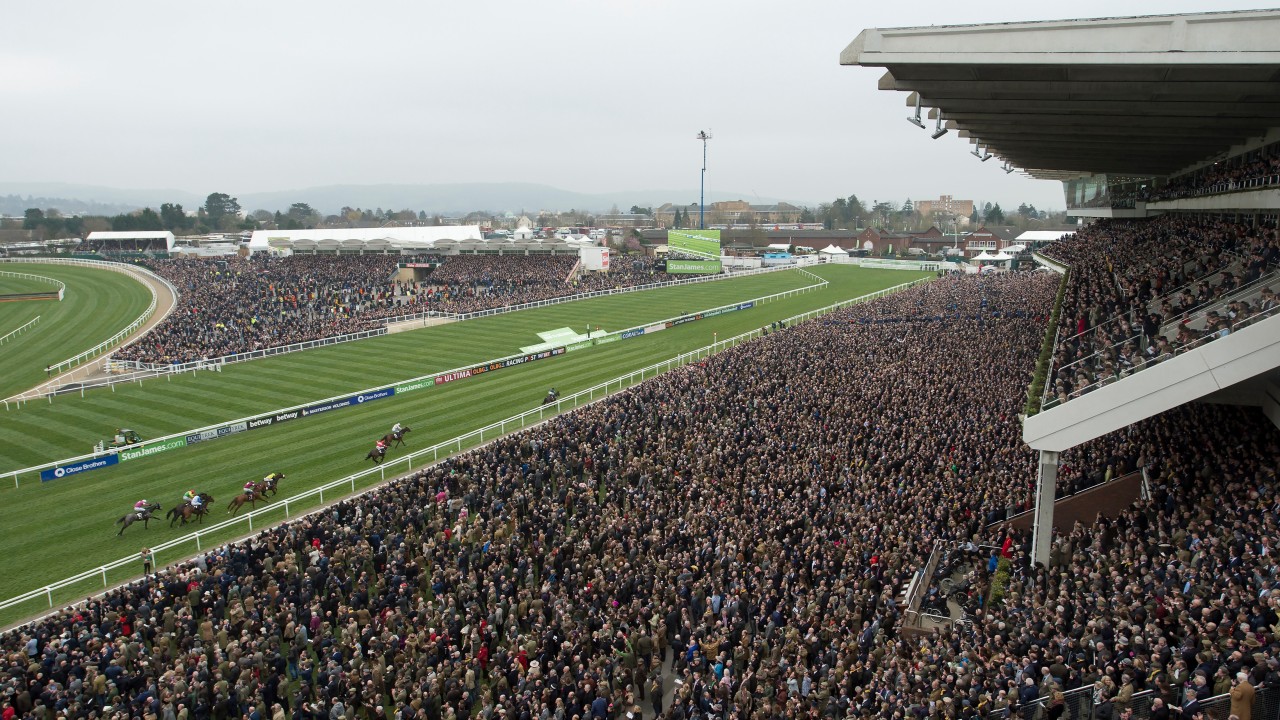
[1023,302,1280,453]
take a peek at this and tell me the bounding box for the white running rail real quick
[0,316,41,345]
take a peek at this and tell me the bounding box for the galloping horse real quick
[259,472,285,497]
[366,444,387,465]
[116,503,161,536]
[542,389,560,406]
[381,426,412,449]
[226,485,270,516]
[167,493,215,527]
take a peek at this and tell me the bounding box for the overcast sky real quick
[3,1,1273,212]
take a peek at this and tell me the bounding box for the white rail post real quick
[101,567,108,587]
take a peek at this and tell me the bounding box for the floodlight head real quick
[931,111,947,139]
[907,95,925,129]
[697,130,712,141]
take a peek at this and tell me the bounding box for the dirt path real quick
[11,267,177,398]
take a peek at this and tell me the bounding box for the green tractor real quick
[109,428,143,448]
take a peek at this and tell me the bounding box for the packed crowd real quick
[10,268,1274,720]
[1147,145,1280,202]
[118,256,403,365]
[985,401,1278,719]
[117,255,683,363]
[407,255,674,315]
[1041,216,1280,405]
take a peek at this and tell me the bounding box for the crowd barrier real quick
[0,274,929,625]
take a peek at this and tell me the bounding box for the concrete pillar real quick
[1032,450,1059,568]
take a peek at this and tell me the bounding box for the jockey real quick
[391,422,403,436]
[183,489,196,503]
[190,493,204,509]
[243,479,256,499]
[376,438,388,452]
[134,499,149,512]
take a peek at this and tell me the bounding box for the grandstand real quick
[80,230,175,257]
[847,7,1280,565]
[3,11,1280,720]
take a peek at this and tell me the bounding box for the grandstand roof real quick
[842,10,1280,179]
[248,225,483,250]
[85,230,175,251]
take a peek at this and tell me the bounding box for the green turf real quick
[0,265,930,623]
[0,269,815,469]
[0,264,153,399]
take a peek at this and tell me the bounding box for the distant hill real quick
[0,182,798,217]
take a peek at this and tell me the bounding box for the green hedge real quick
[1024,266,1070,416]
[988,556,1013,607]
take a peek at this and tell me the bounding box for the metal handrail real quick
[0,275,930,621]
[1043,302,1280,410]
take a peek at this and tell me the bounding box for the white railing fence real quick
[0,275,928,624]
[0,270,66,299]
[106,327,390,376]
[0,272,830,481]
[0,316,41,346]
[0,258,180,392]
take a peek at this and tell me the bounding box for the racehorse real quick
[381,426,412,449]
[116,503,161,536]
[542,389,560,406]
[366,444,387,464]
[260,473,284,497]
[167,493,215,527]
[226,488,269,516]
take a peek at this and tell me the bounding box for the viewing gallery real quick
[0,10,1278,720]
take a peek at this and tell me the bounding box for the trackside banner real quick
[41,455,119,482]
[395,378,434,395]
[302,388,395,417]
[246,409,302,430]
[119,438,187,462]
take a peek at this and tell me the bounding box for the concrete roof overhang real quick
[842,10,1280,179]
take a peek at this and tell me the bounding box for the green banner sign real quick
[394,378,434,395]
[666,259,722,274]
[119,437,188,462]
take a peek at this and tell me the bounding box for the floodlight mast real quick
[697,130,712,229]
